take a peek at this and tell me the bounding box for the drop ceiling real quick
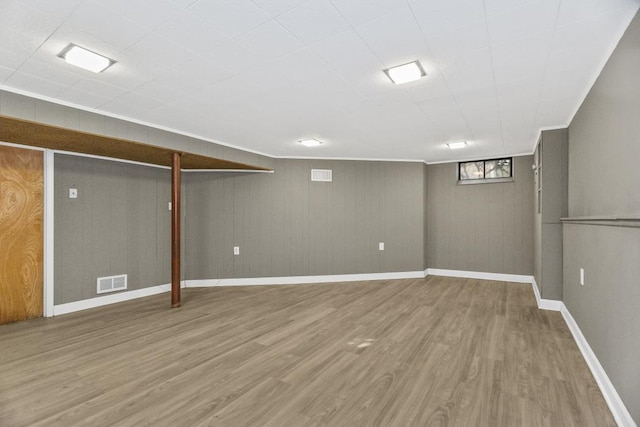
[0,0,638,163]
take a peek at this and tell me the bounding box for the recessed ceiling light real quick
[59,44,114,73]
[447,141,468,149]
[299,139,323,147]
[384,60,426,85]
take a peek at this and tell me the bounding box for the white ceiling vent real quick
[97,274,128,294]
[311,169,332,182]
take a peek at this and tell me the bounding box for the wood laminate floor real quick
[0,276,615,426]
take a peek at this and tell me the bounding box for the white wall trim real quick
[53,284,173,316]
[52,149,171,170]
[538,298,563,311]
[182,169,274,173]
[531,277,563,311]
[186,270,427,288]
[0,140,46,151]
[561,304,637,427]
[426,268,533,283]
[531,276,542,305]
[43,150,55,317]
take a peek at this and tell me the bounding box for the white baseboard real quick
[561,304,636,427]
[186,270,427,288]
[426,268,533,284]
[53,283,173,316]
[531,277,563,311]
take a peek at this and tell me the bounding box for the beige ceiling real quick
[1,0,638,162]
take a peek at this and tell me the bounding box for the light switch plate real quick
[69,188,78,199]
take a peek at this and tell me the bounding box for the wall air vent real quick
[311,169,332,182]
[97,274,128,294]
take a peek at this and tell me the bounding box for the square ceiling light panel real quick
[59,44,115,73]
[447,141,468,149]
[299,139,323,147]
[384,60,426,84]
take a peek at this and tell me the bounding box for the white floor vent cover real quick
[97,274,128,294]
[311,169,332,182]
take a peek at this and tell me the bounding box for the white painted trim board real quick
[426,268,532,283]
[43,150,55,317]
[53,284,173,316]
[186,270,427,288]
[561,304,637,427]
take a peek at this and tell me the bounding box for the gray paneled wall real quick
[426,155,534,275]
[184,159,426,280]
[0,89,274,170]
[533,129,568,301]
[563,224,640,422]
[54,154,174,304]
[564,10,640,423]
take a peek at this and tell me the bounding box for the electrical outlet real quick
[379,242,384,251]
[69,188,78,199]
[234,246,240,255]
[580,268,584,286]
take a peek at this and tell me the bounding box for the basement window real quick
[458,157,513,184]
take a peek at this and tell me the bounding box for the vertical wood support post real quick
[171,152,181,308]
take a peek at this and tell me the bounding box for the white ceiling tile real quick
[6,72,67,98]
[102,92,164,118]
[155,12,230,54]
[236,20,305,60]
[63,1,151,51]
[312,30,383,83]
[0,0,63,55]
[0,47,29,71]
[71,79,129,99]
[487,0,560,43]
[490,30,554,67]
[405,72,451,103]
[117,33,198,68]
[97,0,183,30]
[427,24,490,60]
[492,57,547,87]
[251,0,312,17]
[152,59,234,93]
[17,58,82,88]
[438,48,495,95]
[484,0,538,17]
[276,0,351,44]
[201,40,267,75]
[355,7,433,68]
[496,80,541,109]
[0,66,15,82]
[556,0,635,27]
[170,0,198,8]
[133,81,188,103]
[188,0,271,38]
[57,86,113,108]
[596,4,640,50]
[272,48,345,90]
[409,0,486,37]
[330,0,407,28]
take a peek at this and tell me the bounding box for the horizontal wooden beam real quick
[0,115,271,171]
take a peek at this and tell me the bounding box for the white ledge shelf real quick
[561,215,640,228]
